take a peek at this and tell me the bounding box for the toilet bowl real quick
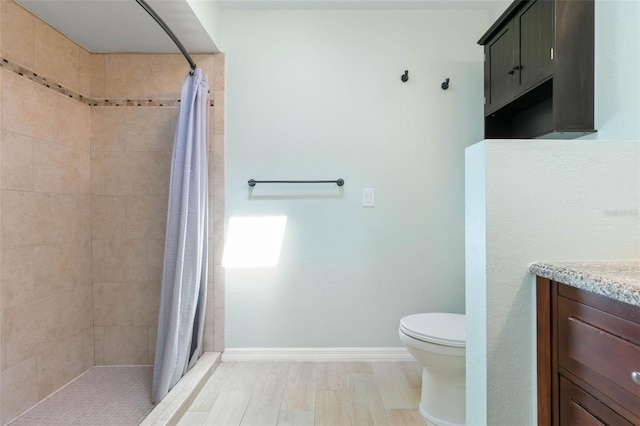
[399,313,466,426]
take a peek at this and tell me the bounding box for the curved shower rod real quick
[135,0,197,71]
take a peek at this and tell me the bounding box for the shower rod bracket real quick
[248,179,344,187]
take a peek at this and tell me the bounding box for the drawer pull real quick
[632,371,640,386]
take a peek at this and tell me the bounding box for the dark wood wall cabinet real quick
[536,277,640,425]
[478,0,596,139]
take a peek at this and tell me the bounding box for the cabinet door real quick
[560,377,634,426]
[485,22,518,113]
[517,0,553,92]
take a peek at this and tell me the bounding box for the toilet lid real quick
[400,313,465,347]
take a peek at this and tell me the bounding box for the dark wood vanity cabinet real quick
[536,277,640,425]
[479,0,595,139]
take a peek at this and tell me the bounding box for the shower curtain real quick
[152,68,209,404]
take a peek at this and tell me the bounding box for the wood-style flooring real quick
[177,361,429,426]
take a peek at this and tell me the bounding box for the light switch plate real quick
[362,188,375,207]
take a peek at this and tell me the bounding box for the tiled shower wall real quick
[0,0,224,423]
[0,1,93,423]
[90,53,225,365]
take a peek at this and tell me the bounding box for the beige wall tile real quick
[93,283,127,327]
[126,195,167,240]
[59,96,91,151]
[32,140,63,193]
[0,356,38,424]
[60,284,93,338]
[32,192,61,245]
[0,323,6,370]
[91,107,127,152]
[92,195,126,239]
[101,239,128,283]
[213,268,225,309]
[61,145,91,194]
[148,325,157,364]
[148,54,189,99]
[32,243,65,299]
[212,307,225,353]
[126,151,153,195]
[213,53,225,92]
[213,91,224,134]
[2,71,58,142]
[3,295,61,366]
[36,332,86,400]
[2,190,36,248]
[104,54,149,99]
[0,0,34,69]
[91,53,106,99]
[126,107,178,152]
[34,18,80,94]
[148,238,165,284]
[126,282,160,326]
[65,239,92,288]
[59,195,91,242]
[103,325,148,365]
[1,247,34,309]
[203,281,214,352]
[211,134,224,177]
[91,240,105,283]
[207,243,214,283]
[93,326,105,365]
[212,233,224,268]
[91,151,130,195]
[1,131,33,191]
[82,328,94,370]
[147,151,172,195]
[79,48,91,99]
[125,239,149,282]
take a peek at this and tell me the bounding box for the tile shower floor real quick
[7,366,154,426]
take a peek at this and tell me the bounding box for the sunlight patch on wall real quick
[222,216,287,268]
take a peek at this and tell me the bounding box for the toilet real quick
[399,313,466,426]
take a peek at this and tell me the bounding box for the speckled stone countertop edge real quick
[530,262,640,308]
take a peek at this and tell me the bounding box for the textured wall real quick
[222,9,487,348]
[465,140,640,425]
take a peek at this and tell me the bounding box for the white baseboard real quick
[221,347,413,362]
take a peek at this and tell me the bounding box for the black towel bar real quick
[248,179,344,187]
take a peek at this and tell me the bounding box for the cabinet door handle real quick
[632,371,640,385]
[507,65,521,75]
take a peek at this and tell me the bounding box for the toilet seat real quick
[400,313,465,347]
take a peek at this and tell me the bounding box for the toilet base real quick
[420,404,464,426]
[418,365,465,426]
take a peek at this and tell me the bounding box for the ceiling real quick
[16,0,495,54]
[16,0,219,53]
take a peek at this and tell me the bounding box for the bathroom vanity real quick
[531,262,640,425]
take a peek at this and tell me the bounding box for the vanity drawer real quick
[558,296,640,419]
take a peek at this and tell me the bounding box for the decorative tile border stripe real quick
[1,56,214,107]
[1,56,90,104]
[89,99,183,107]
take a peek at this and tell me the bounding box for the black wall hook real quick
[441,78,450,90]
[401,70,409,82]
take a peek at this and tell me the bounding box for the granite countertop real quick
[530,261,640,307]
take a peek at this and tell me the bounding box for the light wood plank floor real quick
[177,361,429,426]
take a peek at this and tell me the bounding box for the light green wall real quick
[221,9,488,348]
